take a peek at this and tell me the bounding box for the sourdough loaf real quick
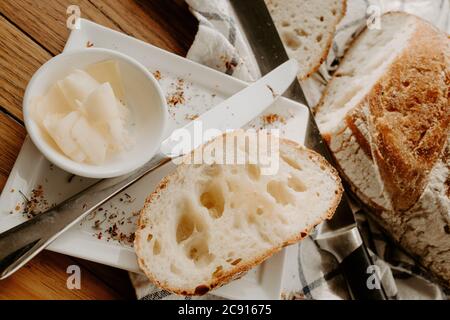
[315,12,450,286]
[265,0,346,79]
[135,131,343,295]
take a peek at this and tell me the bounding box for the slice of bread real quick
[135,131,343,295]
[315,12,450,286]
[265,0,346,79]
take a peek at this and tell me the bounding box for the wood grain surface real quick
[0,0,197,300]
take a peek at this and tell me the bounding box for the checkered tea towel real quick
[130,0,450,300]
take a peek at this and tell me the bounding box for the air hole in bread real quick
[153,240,161,255]
[319,16,324,22]
[281,20,290,27]
[256,207,264,215]
[316,34,323,42]
[246,164,261,180]
[176,213,195,243]
[295,28,309,37]
[147,233,153,242]
[280,153,302,170]
[288,175,307,192]
[267,180,295,206]
[332,9,337,16]
[175,199,205,244]
[200,182,224,219]
[186,239,214,267]
[231,258,242,266]
[282,31,301,50]
[213,265,223,278]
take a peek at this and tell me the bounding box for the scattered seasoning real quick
[153,70,162,81]
[262,113,285,125]
[17,185,52,219]
[86,41,94,48]
[166,78,186,107]
[93,218,104,230]
[82,197,139,246]
[185,114,199,121]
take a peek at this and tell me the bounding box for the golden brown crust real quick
[366,17,449,211]
[315,12,450,211]
[134,135,343,296]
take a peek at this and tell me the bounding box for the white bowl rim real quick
[23,47,168,178]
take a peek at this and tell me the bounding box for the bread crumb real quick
[185,114,199,121]
[167,78,185,107]
[262,113,285,125]
[153,70,162,81]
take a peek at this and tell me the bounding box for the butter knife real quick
[230,0,387,300]
[0,58,299,280]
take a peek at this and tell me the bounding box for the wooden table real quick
[0,0,197,300]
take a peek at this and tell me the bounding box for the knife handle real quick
[0,152,171,280]
[340,244,388,300]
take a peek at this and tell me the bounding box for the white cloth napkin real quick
[130,0,450,300]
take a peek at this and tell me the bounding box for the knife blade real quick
[230,0,387,300]
[0,58,299,280]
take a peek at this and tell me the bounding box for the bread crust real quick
[134,136,343,296]
[367,20,449,211]
[316,12,450,211]
[315,12,450,286]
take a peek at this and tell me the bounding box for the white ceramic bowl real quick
[23,48,167,178]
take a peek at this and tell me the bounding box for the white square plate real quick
[0,19,310,299]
